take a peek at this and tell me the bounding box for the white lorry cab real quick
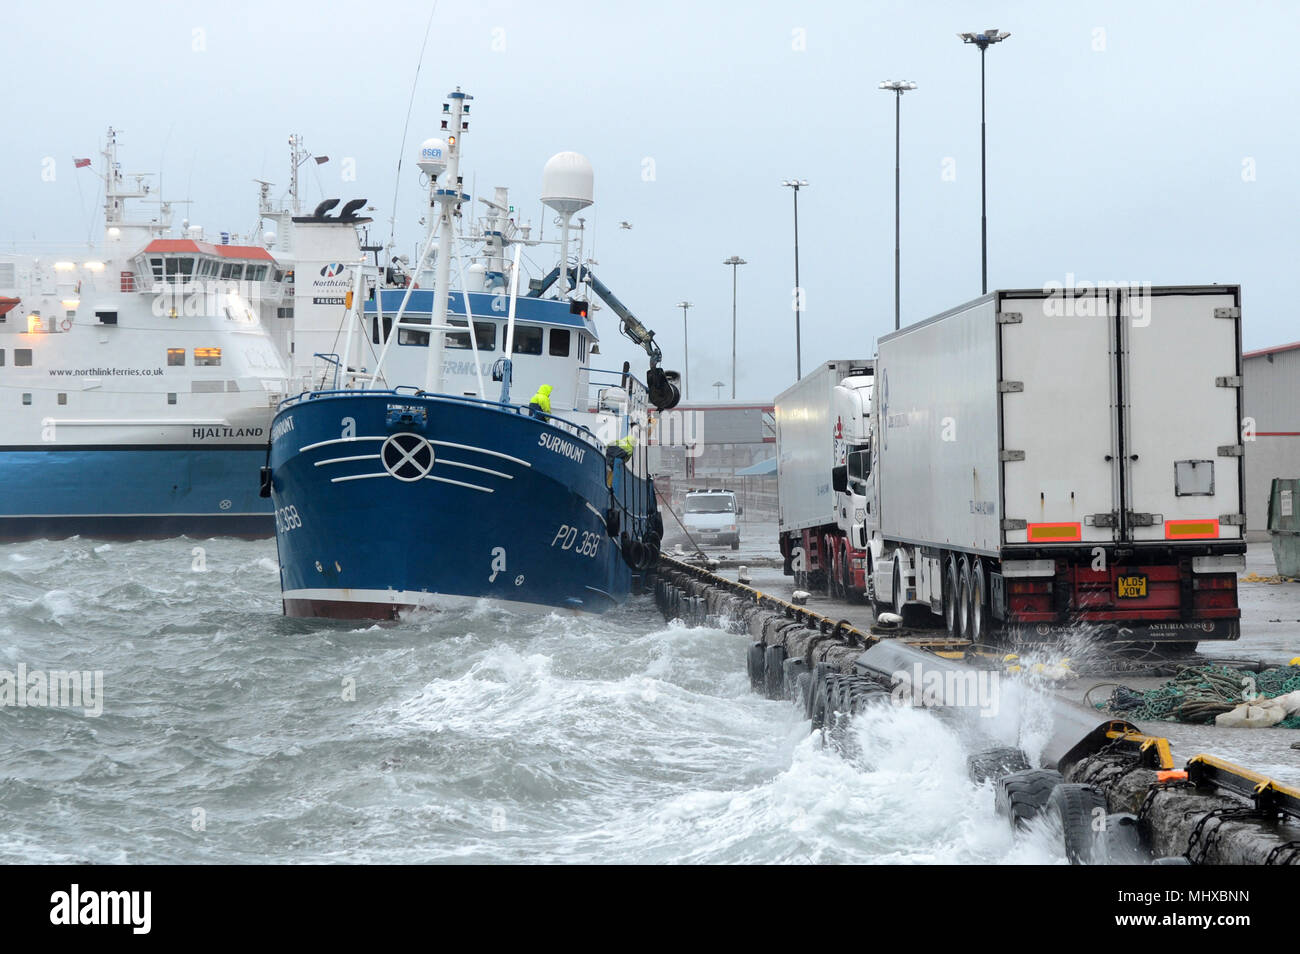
[683,489,741,549]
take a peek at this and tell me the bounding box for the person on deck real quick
[529,384,553,417]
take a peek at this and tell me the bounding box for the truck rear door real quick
[1119,287,1243,543]
[999,289,1120,547]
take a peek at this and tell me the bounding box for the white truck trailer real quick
[866,285,1245,645]
[775,360,875,598]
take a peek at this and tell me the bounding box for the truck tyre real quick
[730,539,739,551]
[969,559,986,644]
[891,557,906,616]
[944,557,959,637]
[995,768,1063,829]
[783,657,808,703]
[746,642,766,692]
[958,559,974,639]
[1044,783,1108,864]
[763,644,787,700]
[824,537,837,598]
[841,547,853,602]
[867,556,887,616]
[967,745,1031,784]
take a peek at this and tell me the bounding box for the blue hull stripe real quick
[0,446,273,539]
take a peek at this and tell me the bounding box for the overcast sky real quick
[6,0,1297,400]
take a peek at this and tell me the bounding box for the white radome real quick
[417,138,448,178]
[541,151,594,216]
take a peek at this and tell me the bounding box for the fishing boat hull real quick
[268,391,660,618]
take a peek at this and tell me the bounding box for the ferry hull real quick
[0,445,273,541]
[269,392,659,618]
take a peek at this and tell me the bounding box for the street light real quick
[675,300,693,400]
[712,380,725,401]
[878,82,915,330]
[958,28,1011,295]
[781,179,807,378]
[722,255,746,399]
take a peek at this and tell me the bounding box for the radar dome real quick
[417,138,448,178]
[541,151,594,216]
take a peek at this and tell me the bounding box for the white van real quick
[683,489,741,550]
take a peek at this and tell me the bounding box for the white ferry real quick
[0,129,293,539]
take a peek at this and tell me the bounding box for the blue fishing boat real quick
[265,87,680,617]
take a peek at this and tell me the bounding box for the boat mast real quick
[422,88,471,394]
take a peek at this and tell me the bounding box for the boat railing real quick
[277,386,609,451]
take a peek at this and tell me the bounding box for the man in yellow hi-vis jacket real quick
[529,384,552,416]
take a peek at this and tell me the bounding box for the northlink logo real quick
[319,263,346,278]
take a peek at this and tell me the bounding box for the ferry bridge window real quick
[193,347,222,367]
[167,348,186,366]
[165,258,195,281]
[150,257,165,281]
[22,393,31,406]
[446,319,497,351]
[15,349,32,366]
[220,263,235,280]
[167,393,177,405]
[511,325,543,355]
[57,393,67,405]
[549,328,571,357]
[0,350,5,366]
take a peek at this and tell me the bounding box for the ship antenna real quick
[387,2,440,256]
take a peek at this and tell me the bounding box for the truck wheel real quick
[746,642,766,692]
[995,768,1063,829]
[1044,783,1108,864]
[824,538,837,597]
[867,558,888,616]
[970,560,986,644]
[841,549,853,602]
[730,539,739,551]
[958,559,973,639]
[943,558,959,637]
[891,558,906,616]
[763,644,786,700]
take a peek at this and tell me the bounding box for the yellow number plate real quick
[1117,575,1148,599]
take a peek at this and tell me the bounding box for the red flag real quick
[74,157,91,168]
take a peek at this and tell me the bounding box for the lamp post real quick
[780,180,807,378]
[959,28,1010,295]
[675,300,692,400]
[712,380,724,401]
[878,82,915,330]
[722,255,746,399]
